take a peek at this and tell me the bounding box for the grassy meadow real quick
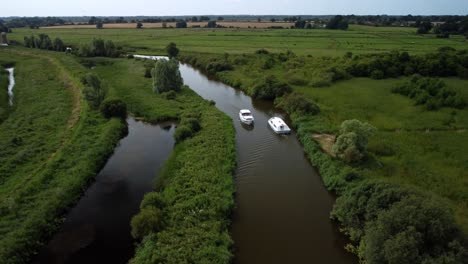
[0,48,126,263]
[8,25,468,56]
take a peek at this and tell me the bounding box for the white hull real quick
[239,109,254,125]
[268,117,291,134]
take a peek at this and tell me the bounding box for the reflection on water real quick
[178,62,356,264]
[6,68,14,106]
[34,118,176,264]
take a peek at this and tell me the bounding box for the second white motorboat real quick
[268,117,291,134]
[239,109,254,125]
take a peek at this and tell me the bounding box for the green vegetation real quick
[77,38,120,57]
[89,57,236,263]
[178,48,468,262]
[165,42,179,58]
[392,75,466,110]
[332,119,376,164]
[81,73,108,108]
[151,59,183,93]
[23,34,65,51]
[8,25,468,56]
[0,48,126,264]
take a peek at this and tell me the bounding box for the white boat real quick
[239,109,254,125]
[268,117,291,134]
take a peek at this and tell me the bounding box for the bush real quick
[370,69,384,79]
[332,181,467,264]
[130,207,164,239]
[275,92,320,115]
[166,42,179,58]
[162,90,177,100]
[140,192,165,209]
[332,119,376,163]
[251,75,292,100]
[100,98,127,119]
[206,61,233,74]
[255,48,269,54]
[174,125,193,143]
[181,118,201,132]
[392,76,466,110]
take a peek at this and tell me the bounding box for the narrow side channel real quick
[33,118,176,264]
[6,67,14,106]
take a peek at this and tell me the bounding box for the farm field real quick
[8,25,468,56]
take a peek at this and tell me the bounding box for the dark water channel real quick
[177,63,356,264]
[34,118,176,264]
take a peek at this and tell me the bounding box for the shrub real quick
[275,92,320,115]
[370,69,384,79]
[166,42,179,58]
[206,61,233,74]
[130,207,164,239]
[255,48,269,54]
[181,118,201,132]
[140,192,165,209]
[100,98,127,119]
[251,75,292,100]
[332,119,376,163]
[174,125,193,143]
[162,90,177,100]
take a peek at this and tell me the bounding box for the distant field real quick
[9,25,468,56]
[43,21,295,29]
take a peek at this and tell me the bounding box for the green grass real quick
[86,57,236,263]
[0,48,126,264]
[180,51,468,236]
[0,68,9,122]
[8,25,468,56]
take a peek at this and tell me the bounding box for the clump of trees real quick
[332,181,467,264]
[392,75,466,110]
[275,92,320,115]
[0,21,11,33]
[136,22,143,29]
[175,20,187,28]
[77,38,121,57]
[100,98,127,119]
[151,59,183,93]
[332,119,376,163]
[345,48,468,79]
[23,34,66,51]
[251,75,292,100]
[326,15,349,30]
[81,73,108,108]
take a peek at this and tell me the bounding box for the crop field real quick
[9,25,468,56]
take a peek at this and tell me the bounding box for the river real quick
[6,67,14,106]
[177,62,355,264]
[34,119,176,264]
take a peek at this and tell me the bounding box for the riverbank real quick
[88,57,237,263]
[178,51,468,263]
[0,48,127,264]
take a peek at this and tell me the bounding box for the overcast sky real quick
[1,0,468,17]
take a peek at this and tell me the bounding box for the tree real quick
[326,15,349,30]
[151,59,183,93]
[417,21,432,34]
[165,42,179,58]
[96,21,103,29]
[207,21,217,28]
[175,20,187,28]
[191,16,198,22]
[53,37,65,51]
[82,73,107,108]
[217,16,224,21]
[332,119,376,163]
[136,22,143,29]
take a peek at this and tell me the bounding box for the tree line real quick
[23,34,66,51]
